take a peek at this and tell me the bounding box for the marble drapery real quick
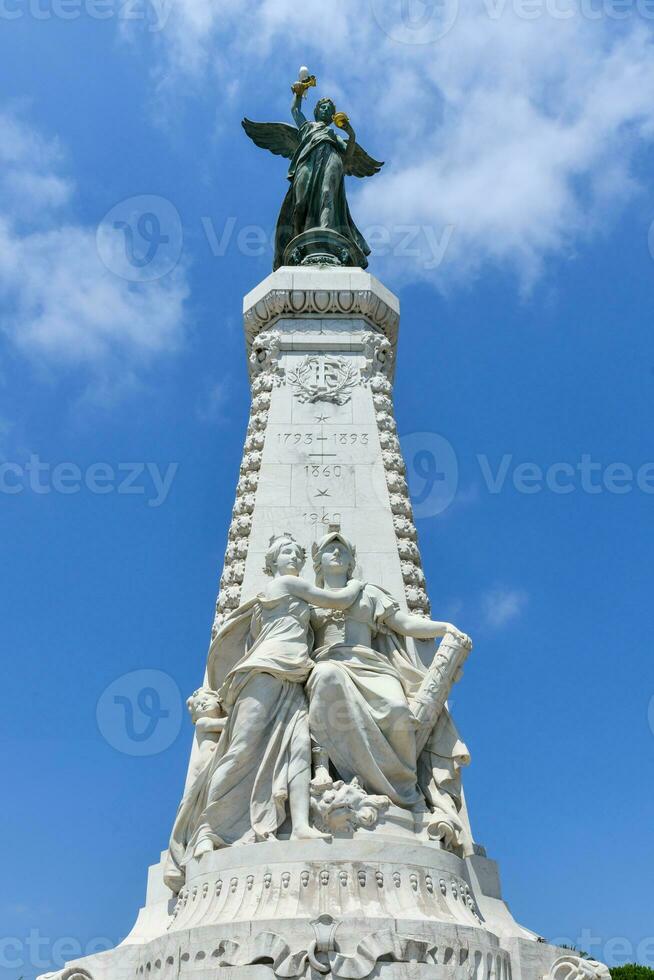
[306,583,470,828]
[164,593,314,893]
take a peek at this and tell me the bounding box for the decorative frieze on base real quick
[167,838,483,933]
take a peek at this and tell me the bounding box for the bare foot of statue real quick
[290,823,332,842]
[193,837,215,858]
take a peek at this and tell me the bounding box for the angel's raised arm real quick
[291,91,307,129]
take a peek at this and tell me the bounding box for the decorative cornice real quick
[243,269,400,355]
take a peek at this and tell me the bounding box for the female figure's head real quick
[264,533,307,578]
[312,530,357,587]
[314,98,336,125]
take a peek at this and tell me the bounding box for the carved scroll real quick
[411,630,473,755]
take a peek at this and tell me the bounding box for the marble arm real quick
[282,576,363,609]
[195,716,227,735]
[386,609,461,641]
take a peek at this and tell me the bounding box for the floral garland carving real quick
[369,374,431,616]
[211,371,274,638]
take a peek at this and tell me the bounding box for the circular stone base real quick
[124,837,509,979]
[170,836,485,932]
[283,228,367,269]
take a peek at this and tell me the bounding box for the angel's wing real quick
[241,119,300,160]
[346,143,384,178]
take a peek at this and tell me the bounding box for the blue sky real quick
[1,2,654,978]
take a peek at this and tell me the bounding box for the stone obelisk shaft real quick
[212,267,431,637]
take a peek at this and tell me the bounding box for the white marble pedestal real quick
[38,269,609,980]
[39,827,589,980]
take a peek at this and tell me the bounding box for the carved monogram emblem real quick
[287,355,360,405]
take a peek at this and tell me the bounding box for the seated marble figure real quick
[165,529,472,892]
[306,530,471,848]
[164,532,363,893]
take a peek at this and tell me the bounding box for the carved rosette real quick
[369,374,431,616]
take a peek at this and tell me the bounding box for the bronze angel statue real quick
[242,72,383,270]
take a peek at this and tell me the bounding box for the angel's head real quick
[264,533,306,578]
[314,98,336,125]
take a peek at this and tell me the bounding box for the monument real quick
[41,70,610,980]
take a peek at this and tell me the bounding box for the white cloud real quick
[0,109,189,392]
[138,0,654,287]
[481,587,529,628]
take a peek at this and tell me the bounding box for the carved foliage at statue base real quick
[310,775,391,835]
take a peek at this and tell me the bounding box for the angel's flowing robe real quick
[306,584,471,841]
[163,593,314,893]
[274,120,371,269]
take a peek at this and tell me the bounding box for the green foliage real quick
[610,965,654,980]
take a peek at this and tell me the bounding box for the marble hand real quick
[445,625,472,649]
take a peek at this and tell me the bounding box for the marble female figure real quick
[306,531,471,845]
[164,534,362,893]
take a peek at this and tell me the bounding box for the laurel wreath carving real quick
[287,356,360,405]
